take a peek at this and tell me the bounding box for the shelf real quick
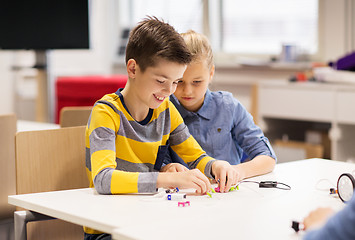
[258,81,355,161]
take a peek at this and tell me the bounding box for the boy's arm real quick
[169,121,215,177]
[161,146,189,172]
[233,155,276,181]
[167,101,212,175]
[230,97,277,168]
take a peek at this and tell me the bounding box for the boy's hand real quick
[303,207,335,230]
[211,160,238,193]
[160,163,189,172]
[157,169,211,194]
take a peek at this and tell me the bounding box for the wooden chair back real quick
[15,126,88,239]
[0,114,16,219]
[59,106,92,128]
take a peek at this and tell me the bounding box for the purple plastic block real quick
[336,51,355,71]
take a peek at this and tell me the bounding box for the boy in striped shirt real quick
[85,16,237,201]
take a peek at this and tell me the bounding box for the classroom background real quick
[2,1,355,239]
[1,0,355,165]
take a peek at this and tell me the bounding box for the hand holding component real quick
[157,169,211,195]
[211,160,238,193]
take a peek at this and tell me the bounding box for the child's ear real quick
[209,65,215,83]
[126,59,137,79]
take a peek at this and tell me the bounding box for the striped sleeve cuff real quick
[138,172,159,193]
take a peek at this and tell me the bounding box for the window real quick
[117,0,318,58]
[219,0,318,55]
[118,0,203,33]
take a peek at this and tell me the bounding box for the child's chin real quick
[181,102,193,108]
[150,103,162,109]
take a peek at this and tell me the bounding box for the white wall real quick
[318,0,347,62]
[0,52,15,115]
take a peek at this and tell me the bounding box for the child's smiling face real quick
[132,58,187,110]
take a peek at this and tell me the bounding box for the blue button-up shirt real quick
[169,89,276,165]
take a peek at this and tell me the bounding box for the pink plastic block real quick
[178,201,190,207]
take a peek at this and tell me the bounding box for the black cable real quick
[274,182,292,190]
[237,180,291,190]
[238,180,260,185]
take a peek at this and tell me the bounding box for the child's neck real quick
[120,88,150,122]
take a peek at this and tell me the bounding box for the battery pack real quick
[166,193,187,201]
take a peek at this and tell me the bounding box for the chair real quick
[55,74,127,123]
[15,126,88,240]
[0,114,16,240]
[59,106,92,128]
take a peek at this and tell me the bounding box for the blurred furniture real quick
[258,80,355,161]
[59,106,92,128]
[0,118,61,240]
[55,75,127,123]
[250,83,259,124]
[273,140,324,163]
[12,65,49,122]
[15,126,88,240]
[0,114,16,240]
[17,120,59,132]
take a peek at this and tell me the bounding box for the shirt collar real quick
[171,89,213,120]
[115,88,153,125]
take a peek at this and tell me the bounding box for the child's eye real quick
[193,81,201,84]
[156,80,164,84]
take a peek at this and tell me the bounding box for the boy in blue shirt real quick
[166,30,276,182]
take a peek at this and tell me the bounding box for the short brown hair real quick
[125,16,192,72]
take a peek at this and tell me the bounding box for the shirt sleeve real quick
[168,101,215,178]
[304,195,355,240]
[230,96,277,162]
[87,101,158,194]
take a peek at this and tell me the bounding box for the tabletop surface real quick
[8,159,355,240]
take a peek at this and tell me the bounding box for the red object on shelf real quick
[55,75,127,123]
[296,72,307,82]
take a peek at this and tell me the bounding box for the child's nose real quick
[163,82,175,95]
[183,84,192,95]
